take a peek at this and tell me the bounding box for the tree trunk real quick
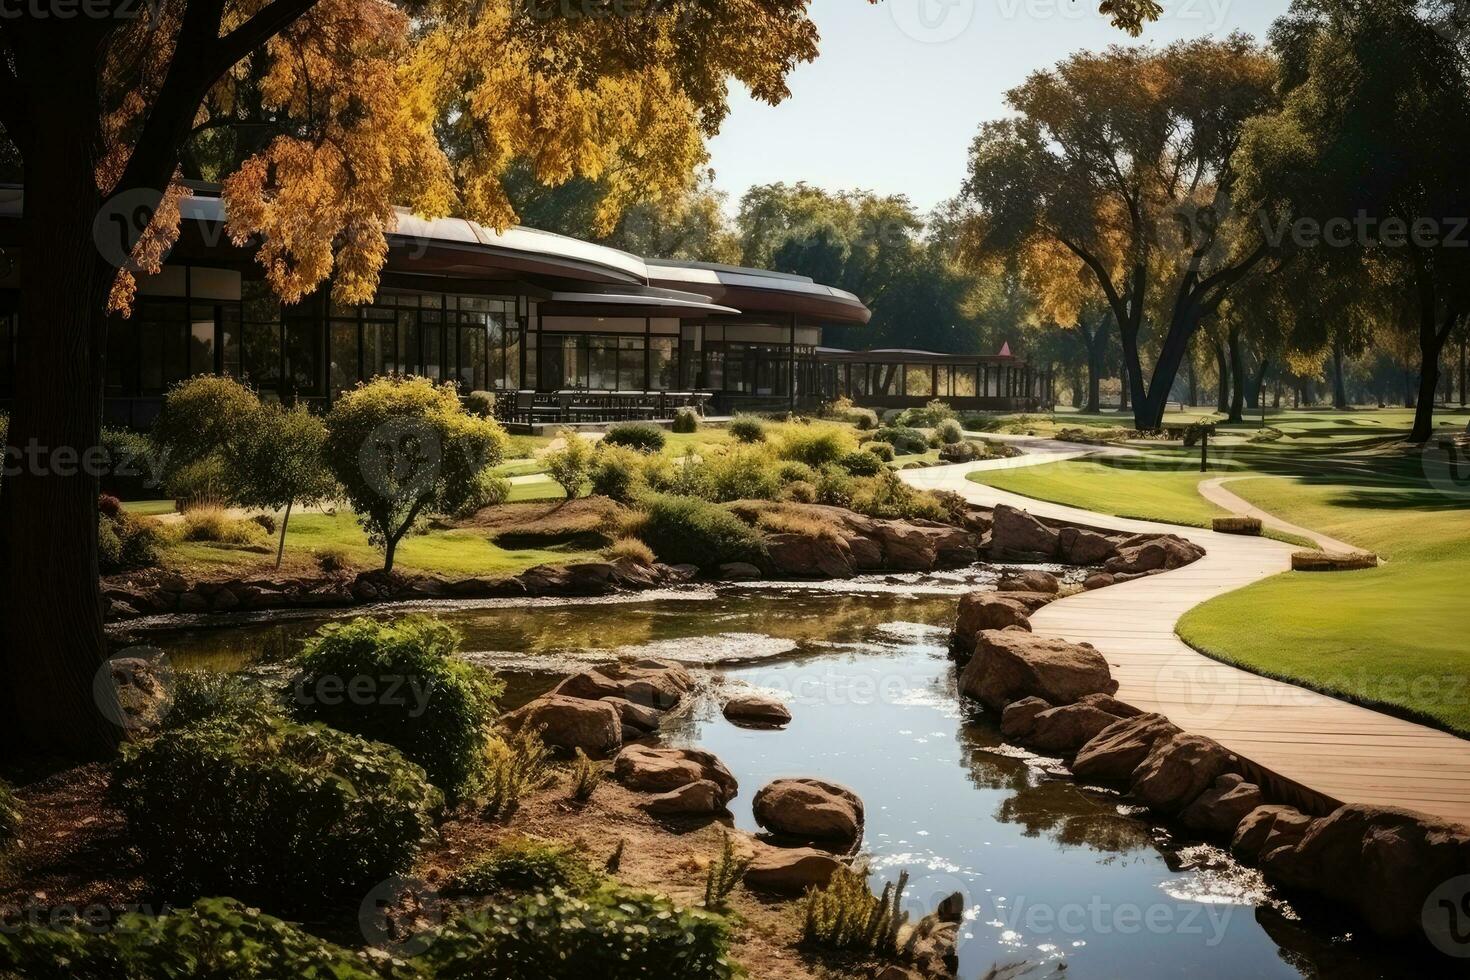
[1247,354,1268,410]
[1404,371,1415,409]
[1460,336,1467,407]
[1076,317,1108,415]
[1331,335,1349,410]
[1409,310,1457,443]
[1213,339,1230,414]
[1118,354,1131,413]
[275,500,293,568]
[1186,350,1199,408]
[384,534,398,573]
[0,73,120,760]
[1227,325,1245,423]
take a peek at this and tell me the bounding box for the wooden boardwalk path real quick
[902,449,1470,829]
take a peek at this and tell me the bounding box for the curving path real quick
[1197,475,1360,555]
[901,445,1470,828]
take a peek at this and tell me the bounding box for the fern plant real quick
[567,748,609,803]
[801,866,909,956]
[702,833,752,910]
[481,725,553,818]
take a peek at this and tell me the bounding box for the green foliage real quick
[702,834,751,911]
[482,726,554,819]
[588,445,647,503]
[631,494,767,569]
[779,479,817,504]
[963,414,1002,432]
[152,376,259,480]
[181,506,268,545]
[672,407,700,433]
[775,424,856,467]
[602,422,667,453]
[293,617,501,800]
[166,455,232,510]
[726,415,767,443]
[872,426,929,456]
[315,546,353,573]
[162,671,277,731]
[568,747,609,803]
[322,377,508,571]
[837,449,884,477]
[225,402,337,561]
[813,464,856,508]
[465,390,498,418]
[848,471,947,522]
[451,837,604,897]
[937,440,986,463]
[415,884,738,980]
[860,440,896,462]
[454,468,512,517]
[604,536,656,566]
[896,399,955,428]
[97,512,163,574]
[114,713,440,914]
[0,897,399,980]
[801,866,909,957]
[773,459,817,484]
[543,430,594,499]
[698,445,782,502]
[827,398,879,431]
[0,779,20,856]
[935,418,964,444]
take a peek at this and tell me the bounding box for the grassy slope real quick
[969,455,1234,527]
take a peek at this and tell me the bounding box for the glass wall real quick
[535,332,677,391]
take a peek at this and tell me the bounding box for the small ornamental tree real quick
[227,404,338,567]
[323,377,507,572]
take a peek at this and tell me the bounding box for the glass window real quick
[649,336,676,391]
[284,313,322,397]
[588,336,618,390]
[105,315,133,395]
[421,309,442,381]
[504,323,521,390]
[220,305,241,380]
[139,301,187,393]
[330,320,360,394]
[189,304,216,377]
[396,311,419,376]
[457,318,485,390]
[954,366,977,397]
[618,336,645,391]
[904,364,933,397]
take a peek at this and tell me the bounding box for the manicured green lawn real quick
[969,454,1237,528]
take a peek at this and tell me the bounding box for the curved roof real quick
[645,259,870,326]
[541,285,739,317]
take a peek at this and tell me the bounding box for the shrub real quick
[415,884,737,980]
[454,469,511,517]
[293,617,501,800]
[97,494,123,519]
[100,512,165,574]
[250,512,277,535]
[872,426,929,456]
[323,377,507,572]
[604,536,655,566]
[726,415,767,443]
[0,779,20,855]
[450,837,604,897]
[860,440,895,462]
[963,414,1002,432]
[0,897,391,979]
[168,455,231,511]
[779,479,817,504]
[703,833,751,911]
[602,422,667,453]
[801,866,909,956]
[928,489,972,526]
[632,494,767,568]
[813,464,856,508]
[774,459,818,484]
[776,424,856,467]
[937,440,986,463]
[826,397,879,431]
[543,430,594,499]
[672,407,700,433]
[465,390,497,418]
[162,671,276,731]
[849,471,947,522]
[482,725,554,819]
[589,445,646,503]
[315,546,352,573]
[699,445,782,502]
[895,399,954,428]
[226,402,338,566]
[98,516,123,571]
[182,506,268,545]
[568,748,609,803]
[114,714,440,913]
[153,376,259,477]
[837,449,884,477]
[935,418,964,444]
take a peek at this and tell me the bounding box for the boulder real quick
[765,532,855,579]
[904,913,960,979]
[717,562,763,581]
[991,591,1058,614]
[612,745,738,804]
[753,778,864,845]
[1074,693,1143,718]
[1026,702,1123,753]
[1291,550,1379,572]
[1258,805,1470,939]
[996,569,1059,594]
[554,659,693,710]
[1082,573,1116,591]
[601,696,661,734]
[949,593,1033,659]
[958,627,1118,712]
[1179,773,1264,836]
[1057,526,1119,565]
[498,695,621,754]
[1129,733,1235,813]
[1072,713,1182,783]
[637,779,726,816]
[742,846,844,894]
[1231,804,1314,865]
[989,504,1059,561]
[1105,536,1204,575]
[722,693,792,727]
[999,696,1052,740]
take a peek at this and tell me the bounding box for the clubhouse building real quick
[0,185,1052,427]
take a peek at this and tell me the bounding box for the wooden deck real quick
[902,451,1470,829]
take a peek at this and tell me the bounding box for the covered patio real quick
[816,346,1054,413]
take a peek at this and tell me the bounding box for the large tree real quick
[1237,0,1470,441]
[0,0,821,758]
[958,36,1279,430]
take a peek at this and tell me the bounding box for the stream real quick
[118,570,1443,979]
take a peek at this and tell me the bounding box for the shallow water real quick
[131,575,1443,978]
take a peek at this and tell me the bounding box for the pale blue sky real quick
[706,0,1293,215]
